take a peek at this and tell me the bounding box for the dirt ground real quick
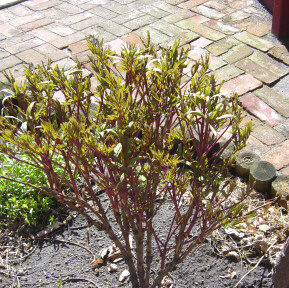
[1,177,283,288]
[0,215,272,288]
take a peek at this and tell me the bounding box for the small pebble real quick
[119,269,130,282]
[108,264,118,272]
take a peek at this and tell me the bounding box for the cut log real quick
[249,161,276,194]
[236,151,260,178]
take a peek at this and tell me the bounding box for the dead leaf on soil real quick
[220,268,236,279]
[91,258,104,269]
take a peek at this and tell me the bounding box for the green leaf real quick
[114,143,122,157]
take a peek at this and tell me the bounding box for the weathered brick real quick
[234,31,274,52]
[83,26,116,42]
[67,0,88,5]
[0,23,21,37]
[254,86,289,117]
[233,18,257,31]
[8,5,33,17]
[114,0,136,4]
[70,16,105,31]
[19,18,54,32]
[188,47,226,70]
[89,6,119,19]
[150,20,184,37]
[100,20,131,37]
[229,0,251,9]
[222,43,253,64]
[79,0,110,10]
[5,38,44,54]
[121,32,143,46]
[268,46,289,66]
[204,1,235,14]
[0,55,22,71]
[104,38,126,55]
[152,1,184,13]
[34,43,68,62]
[113,10,144,25]
[16,49,48,67]
[0,48,10,60]
[51,31,86,49]
[136,27,170,45]
[58,12,94,26]
[204,20,239,35]
[51,58,77,71]
[72,50,93,64]
[9,13,44,27]
[241,135,270,156]
[0,34,34,49]
[275,119,289,137]
[252,125,286,146]
[162,11,196,23]
[176,15,209,29]
[223,10,250,22]
[162,30,199,47]
[191,5,225,20]
[239,93,285,127]
[138,5,169,18]
[249,52,288,78]
[243,6,266,18]
[166,0,186,5]
[128,0,156,9]
[246,21,272,37]
[47,23,75,36]
[2,64,25,79]
[240,114,263,130]
[68,40,89,55]
[102,1,134,14]
[24,0,59,11]
[30,27,60,42]
[191,37,213,48]
[206,36,239,56]
[215,65,243,84]
[221,75,261,96]
[124,15,157,30]
[0,11,15,23]
[235,58,280,85]
[179,22,226,41]
[262,140,289,170]
[41,7,68,20]
[56,3,84,14]
[178,0,208,9]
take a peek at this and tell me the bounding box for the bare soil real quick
[0,180,277,288]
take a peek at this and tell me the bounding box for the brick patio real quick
[0,0,289,174]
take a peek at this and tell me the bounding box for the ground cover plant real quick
[0,36,251,287]
[0,153,57,228]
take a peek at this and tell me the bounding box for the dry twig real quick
[233,240,278,288]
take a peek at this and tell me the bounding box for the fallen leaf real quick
[220,268,236,279]
[91,258,104,269]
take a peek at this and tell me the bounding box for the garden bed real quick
[1,177,288,288]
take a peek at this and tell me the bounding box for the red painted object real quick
[262,0,274,11]
[272,0,289,37]
[261,0,289,38]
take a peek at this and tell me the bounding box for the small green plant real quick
[0,153,65,228]
[0,36,251,287]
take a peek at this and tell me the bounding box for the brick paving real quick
[0,0,289,174]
